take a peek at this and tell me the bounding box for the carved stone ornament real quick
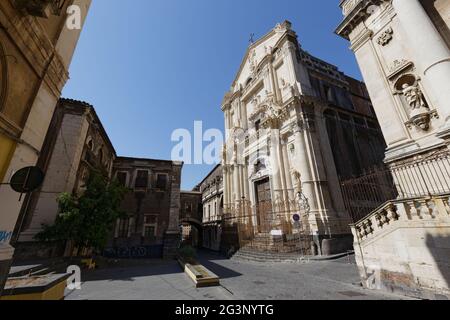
[377,27,393,46]
[249,49,258,76]
[388,59,414,79]
[291,169,302,194]
[402,83,431,131]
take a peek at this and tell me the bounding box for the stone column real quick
[284,41,314,95]
[223,166,229,208]
[233,165,240,203]
[269,129,282,201]
[393,0,450,125]
[243,163,250,200]
[277,140,288,198]
[282,138,294,199]
[163,163,182,259]
[292,124,317,213]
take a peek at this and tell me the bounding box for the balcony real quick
[13,0,65,18]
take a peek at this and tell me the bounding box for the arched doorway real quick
[180,218,203,248]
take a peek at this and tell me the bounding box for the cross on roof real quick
[249,33,255,44]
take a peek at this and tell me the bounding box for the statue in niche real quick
[402,83,428,112]
[291,169,302,194]
[401,82,431,131]
[232,142,238,163]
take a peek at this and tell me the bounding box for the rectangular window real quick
[135,170,149,188]
[116,172,127,187]
[118,218,129,238]
[156,174,168,189]
[144,226,156,239]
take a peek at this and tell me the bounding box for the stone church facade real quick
[337,0,450,298]
[221,21,386,256]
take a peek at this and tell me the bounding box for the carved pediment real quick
[387,59,414,80]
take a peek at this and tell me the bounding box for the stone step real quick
[231,249,305,263]
[231,253,303,263]
[235,251,302,260]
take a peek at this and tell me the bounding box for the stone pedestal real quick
[0,259,13,297]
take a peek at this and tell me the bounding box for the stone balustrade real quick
[352,195,450,242]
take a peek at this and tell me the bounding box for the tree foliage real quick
[36,171,127,251]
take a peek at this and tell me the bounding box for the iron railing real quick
[222,194,312,254]
[340,149,450,223]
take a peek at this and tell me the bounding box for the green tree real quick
[36,170,127,252]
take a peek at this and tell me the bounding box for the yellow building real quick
[0,0,91,295]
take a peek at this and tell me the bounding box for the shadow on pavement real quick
[197,250,242,280]
[80,260,183,282]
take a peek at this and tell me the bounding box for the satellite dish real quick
[9,166,44,193]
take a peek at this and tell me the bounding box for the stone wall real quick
[353,196,450,299]
[110,158,182,260]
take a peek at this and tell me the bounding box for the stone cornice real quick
[336,0,392,40]
[0,2,69,96]
[349,28,373,52]
[0,112,22,138]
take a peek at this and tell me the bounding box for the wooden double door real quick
[254,178,272,233]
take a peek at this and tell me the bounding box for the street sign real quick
[292,214,300,222]
[9,166,44,193]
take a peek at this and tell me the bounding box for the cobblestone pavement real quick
[65,252,411,300]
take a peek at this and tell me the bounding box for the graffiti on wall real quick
[0,231,13,243]
[103,245,163,259]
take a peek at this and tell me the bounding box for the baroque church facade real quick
[220,21,386,255]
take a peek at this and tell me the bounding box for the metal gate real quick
[222,190,312,255]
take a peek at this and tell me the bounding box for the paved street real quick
[65,252,410,300]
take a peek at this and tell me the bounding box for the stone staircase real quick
[231,232,311,263]
[231,247,306,263]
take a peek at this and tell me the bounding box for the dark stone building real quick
[13,98,116,260]
[106,157,183,259]
[179,190,203,247]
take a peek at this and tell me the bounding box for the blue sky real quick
[62,0,361,190]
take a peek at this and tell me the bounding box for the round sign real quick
[9,166,44,193]
[292,214,300,222]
